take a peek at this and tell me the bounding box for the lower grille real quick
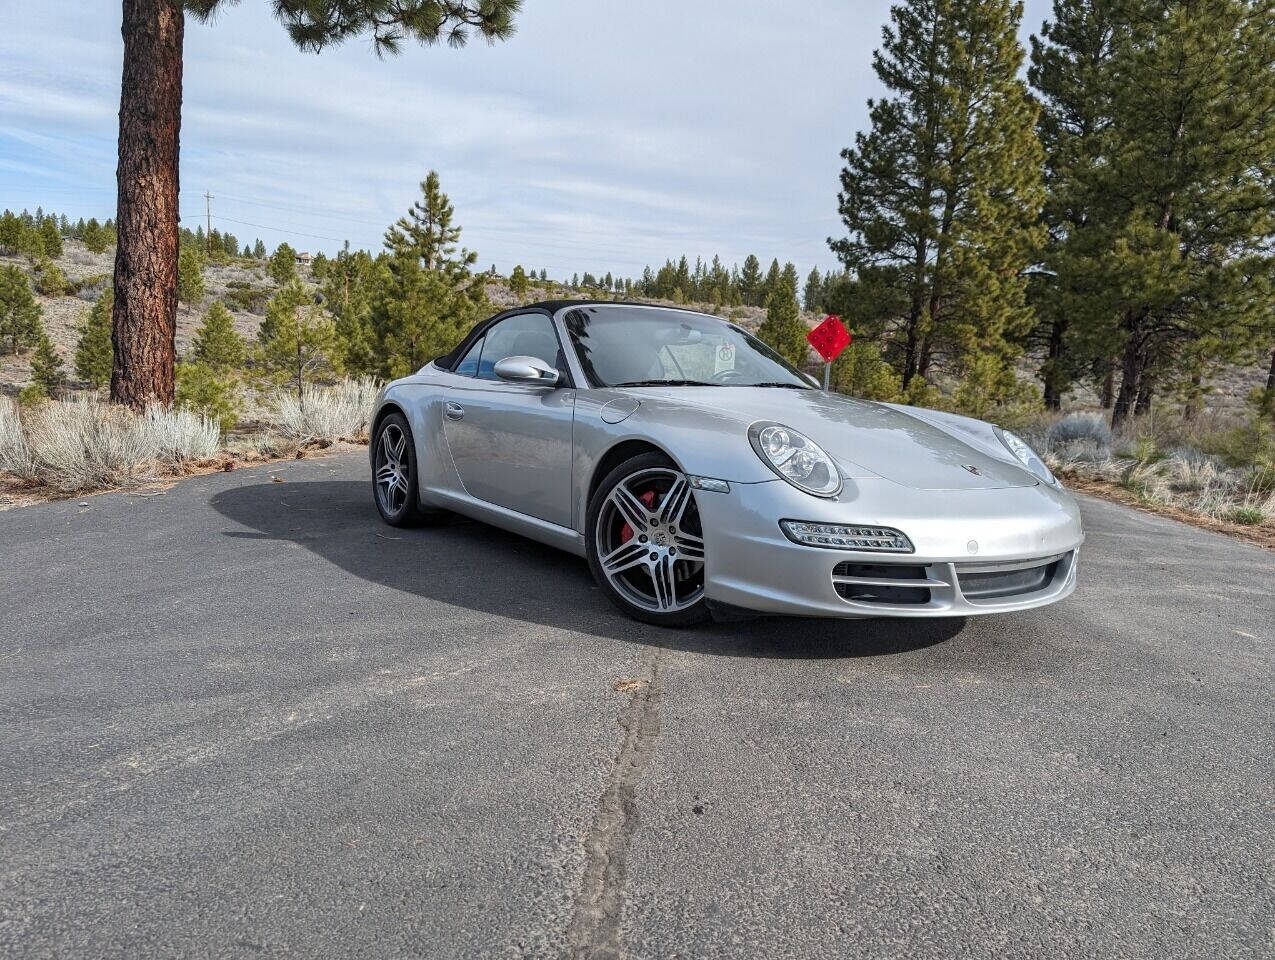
[956,554,1067,601]
[832,562,935,605]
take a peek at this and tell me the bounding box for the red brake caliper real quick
[619,489,658,544]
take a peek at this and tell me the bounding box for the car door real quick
[442,312,576,527]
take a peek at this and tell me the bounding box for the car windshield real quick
[562,305,811,389]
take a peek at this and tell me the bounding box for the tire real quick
[371,411,439,527]
[586,452,711,627]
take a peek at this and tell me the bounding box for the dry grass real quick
[1035,407,1275,534]
[269,378,380,443]
[1,397,220,492]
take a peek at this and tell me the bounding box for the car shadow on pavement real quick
[211,479,965,660]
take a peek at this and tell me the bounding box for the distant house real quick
[295,251,314,267]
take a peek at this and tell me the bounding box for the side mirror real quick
[493,355,561,386]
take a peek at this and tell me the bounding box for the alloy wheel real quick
[375,422,410,517]
[595,467,706,614]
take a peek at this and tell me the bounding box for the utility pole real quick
[204,192,213,256]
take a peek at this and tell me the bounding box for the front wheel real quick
[586,453,711,627]
[372,412,438,527]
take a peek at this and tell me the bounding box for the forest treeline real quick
[3,0,1273,430]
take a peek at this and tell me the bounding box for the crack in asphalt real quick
[564,647,665,960]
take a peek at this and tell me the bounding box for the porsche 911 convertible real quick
[369,301,1082,626]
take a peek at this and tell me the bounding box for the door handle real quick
[444,401,464,421]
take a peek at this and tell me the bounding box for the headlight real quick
[995,427,1057,486]
[748,422,842,497]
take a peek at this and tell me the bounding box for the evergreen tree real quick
[1040,0,1275,426]
[39,218,63,259]
[30,330,64,396]
[375,171,485,377]
[323,243,379,376]
[253,239,267,259]
[82,218,108,254]
[761,258,782,305]
[191,301,246,371]
[256,280,343,398]
[831,339,903,401]
[176,362,240,433]
[1029,0,1117,408]
[739,255,762,305]
[803,267,824,312]
[831,0,1045,403]
[268,243,298,284]
[756,278,809,368]
[0,265,41,354]
[781,262,799,301]
[177,246,205,304]
[384,172,475,272]
[0,211,22,255]
[75,287,115,389]
[510,264,529,300]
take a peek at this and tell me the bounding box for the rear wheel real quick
[372,412,438,527]
[587,453,711,627]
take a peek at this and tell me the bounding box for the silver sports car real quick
[370,301,1083,626]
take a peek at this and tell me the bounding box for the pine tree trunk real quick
[111,0,183,411]
[1100,365,1115,409]
[1266,346,1275,396]
[1135,374,1154,417]
[1111,324,1144,429]
[1043,315,1067,410]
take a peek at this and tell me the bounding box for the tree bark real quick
[1100,364,1115,410]
[1266,346,1275,396]
[1111,320,1145,429]
[1043,314,1066,410]
[111,0,183,410]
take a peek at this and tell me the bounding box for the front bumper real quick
[693,476,1083,618]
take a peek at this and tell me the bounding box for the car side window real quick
[454,337,484,377]
[476,313,566,381]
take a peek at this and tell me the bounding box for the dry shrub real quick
[269,377,379,443]
[1,398,220,492]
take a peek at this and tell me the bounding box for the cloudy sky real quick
[1,0,1052,281]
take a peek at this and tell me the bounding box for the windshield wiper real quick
[751,381,810,389]
[611,379,719,387]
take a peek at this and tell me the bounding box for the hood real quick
[621,387,1035,491]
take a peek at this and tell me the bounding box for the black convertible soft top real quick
[433,299,700,371]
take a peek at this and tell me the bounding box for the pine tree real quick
[253,239,267,259]
[268,243,298,284]
[176,361,240,433]
[177,246,205,304]
[256,280,343,398]
[75,287,115,389]
[831,0,1045,404]
[803,267,824,312]
[191,301,246,371]
[510,264,529,300]
[39,218,63,259]
[756,278,809,368]
[323,244,379,376]
[384,172,475,272]
[82,218,108,254]
[1041,0,1275,427]
[1028,0,1116,408]
[0,265,41,354]
[761,259,782,305]
[375,170,485,377]
[30,330,64,396]
[740,255,763,305]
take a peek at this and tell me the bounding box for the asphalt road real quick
[1,452,1271,959]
